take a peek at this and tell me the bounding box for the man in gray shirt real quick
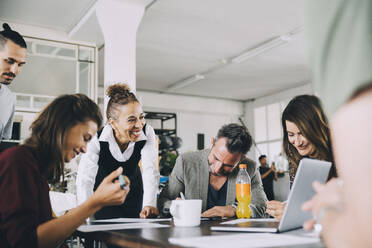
[158,123,267,218]
[0,23,27,141]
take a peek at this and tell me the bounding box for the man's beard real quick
[1,79,12,85]
[1,72,16,85]
[209,169,230,177]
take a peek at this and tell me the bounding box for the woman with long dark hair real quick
[0,94,129,248]
[266,94,336,220]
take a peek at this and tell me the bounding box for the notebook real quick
[211,158,331,233]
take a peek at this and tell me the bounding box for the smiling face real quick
[62,120,98,162]
[0,40,27,85]
[109,101,145,144]
[285,120,314,157]
[208,138,242,177]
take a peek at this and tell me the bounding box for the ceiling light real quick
[231,36,291,64]
[165,74,205,92]
[230,25,303,64]
[163,27,303,94]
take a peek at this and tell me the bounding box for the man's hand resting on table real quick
[201,205,235,218]
[140,206,159,218]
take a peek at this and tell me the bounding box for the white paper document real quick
[78,223,170,232]
[221,218,279,225]
[49,191,77,217]
[169,233,320,248]
[92,218,171,223]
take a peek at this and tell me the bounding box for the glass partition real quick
[9,37,96,112]
[254,102,286,164]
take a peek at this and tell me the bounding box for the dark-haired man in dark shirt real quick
[258,155,277,201]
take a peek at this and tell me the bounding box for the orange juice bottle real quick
[236,164,252,218]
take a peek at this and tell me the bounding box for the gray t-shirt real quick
[307,0,372,116]
[0,84,16,140]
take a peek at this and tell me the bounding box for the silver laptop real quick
[211,158,331,233]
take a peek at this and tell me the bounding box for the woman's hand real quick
[302,179,344,231]
[91,167,130,209]
[36,167,129,248]
[266,200,286,220]
[140,206,159,218]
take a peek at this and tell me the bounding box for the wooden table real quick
[76,219,325,248]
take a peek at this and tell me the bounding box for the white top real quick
[76,124,159,208]
[0,85,15,141]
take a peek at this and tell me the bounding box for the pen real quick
[118,174,126,190]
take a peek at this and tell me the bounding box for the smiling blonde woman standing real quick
[266,94,337,220]
[76,83,159,219]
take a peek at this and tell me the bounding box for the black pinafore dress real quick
[93,125,147,219]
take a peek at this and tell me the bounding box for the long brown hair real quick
[24,94,102,182]
[106,83,138,120]
[282,95,336,182]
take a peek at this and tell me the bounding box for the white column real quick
[96,0,146,114]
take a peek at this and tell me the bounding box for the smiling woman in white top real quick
[76,83,159,219]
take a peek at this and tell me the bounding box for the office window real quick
[254,101,290,164]
[254,106,267,142]
[267,103,281,140]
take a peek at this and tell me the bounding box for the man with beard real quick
[0,23,27,141]
[158,123,267,218]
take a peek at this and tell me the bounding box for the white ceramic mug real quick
[170,199,202,227]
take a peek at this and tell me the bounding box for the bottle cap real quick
[239,163,247,169]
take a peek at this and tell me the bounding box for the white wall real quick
[249,83,314,108]
[137,90,244,154]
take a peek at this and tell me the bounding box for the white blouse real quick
[76,124,159,208]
